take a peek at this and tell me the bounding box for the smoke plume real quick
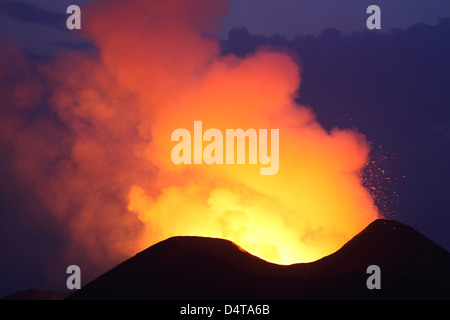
[0,0,380,267]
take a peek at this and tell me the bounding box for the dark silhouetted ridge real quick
[67,219,449,300]
[304,219,450,277]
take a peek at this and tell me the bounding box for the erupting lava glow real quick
[1,0,381,266]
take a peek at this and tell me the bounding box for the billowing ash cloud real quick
[0,0,380,268]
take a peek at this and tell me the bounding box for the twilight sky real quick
[2,0,450,54]
[9,0,450,34]
[223,0,450,37]
[0,0,449,298]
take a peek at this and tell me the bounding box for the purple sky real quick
[0,0,449,298]
[1,0,449,55]
[222,0,450,37]
[2,0,450,55]
[16,0,450,36]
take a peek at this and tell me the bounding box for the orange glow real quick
[124,47,380,264]
[3,0,380,266]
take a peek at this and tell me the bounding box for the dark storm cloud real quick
[0,1,67,30]
[0,1,92,56]
[223,18,450,251]
[221,0,450,38]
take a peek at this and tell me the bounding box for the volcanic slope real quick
[67,219,450,299]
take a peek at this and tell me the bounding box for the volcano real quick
[65,219,449,300]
